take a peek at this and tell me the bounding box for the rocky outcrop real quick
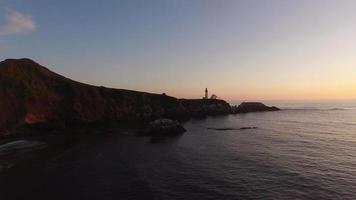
[232,102,280,113]
[180,99,231,117]
[137,119,186,136]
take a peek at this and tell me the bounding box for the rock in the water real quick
[232,102,280,113]
[138,119,186,136]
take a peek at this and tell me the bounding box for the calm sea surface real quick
[1,100,356,200]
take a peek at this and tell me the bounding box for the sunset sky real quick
[0,0,355,101]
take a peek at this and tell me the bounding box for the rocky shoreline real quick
[0,58,282,174]
[0,58,279,139]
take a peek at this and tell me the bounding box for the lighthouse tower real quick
[205,88,208,99]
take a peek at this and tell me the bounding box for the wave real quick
[327,108,347,111]
[341,122,356,126]
[281,107,347,111]
[207,127,257,131]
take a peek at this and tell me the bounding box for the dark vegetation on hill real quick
[0,58,279,138]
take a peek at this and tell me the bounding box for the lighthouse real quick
[205,88,208,99]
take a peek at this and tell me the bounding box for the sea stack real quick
[232,102,280,113]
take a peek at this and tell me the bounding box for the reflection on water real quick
[1,101,356,200]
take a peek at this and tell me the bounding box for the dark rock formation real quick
[232,102,280,113]
[180,99,231,117]
[137,119,186,136]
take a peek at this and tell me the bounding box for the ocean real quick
[1,100,356,200]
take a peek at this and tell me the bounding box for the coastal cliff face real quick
[0,58,280,137]
[0,59,182,132]
[0,59,230,135]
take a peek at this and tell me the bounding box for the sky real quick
[0,0,355,101]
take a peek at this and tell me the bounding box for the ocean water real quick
[1,101,356,200]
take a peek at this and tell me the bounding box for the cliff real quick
[0,58,280,137]
[0,58,231,136]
